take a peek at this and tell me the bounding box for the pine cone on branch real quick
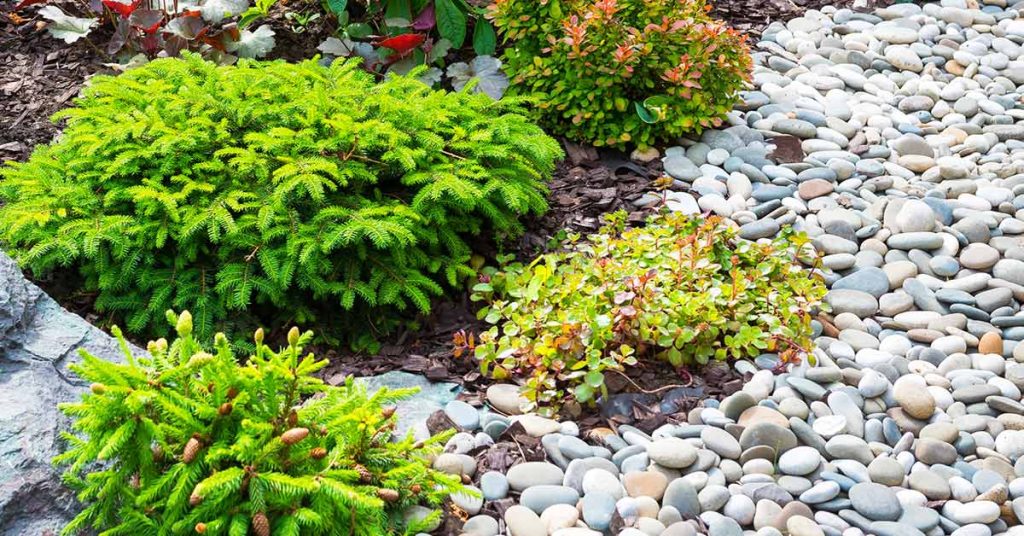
[252,512,270,536]
[182,438,201,463]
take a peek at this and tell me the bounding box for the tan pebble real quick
[979,331,1003,355]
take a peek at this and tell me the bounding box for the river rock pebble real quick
[460,2,1024,534]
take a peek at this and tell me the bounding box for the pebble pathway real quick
[434,1,1024,536]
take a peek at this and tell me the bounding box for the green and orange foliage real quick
[488,0,753,149]
[470,212,826,415]
[55,311,466,536]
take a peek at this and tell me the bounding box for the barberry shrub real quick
[0,53,562,342]
[470,212,826,414]
[489,0,752,149]
[55,311,465,536]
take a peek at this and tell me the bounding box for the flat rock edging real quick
[0,249,131,536]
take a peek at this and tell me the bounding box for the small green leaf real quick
[484,310,502,324]
[549,0,561,19]
[584,370,604,388]
[574,383,594,402]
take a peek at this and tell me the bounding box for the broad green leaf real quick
[384,0,411,26]
[434,0,466,48]
[584,370,603,388]
[472,20,496,56]
[345,22,373,38]
[326,0,347,15]
[634,101,656,124]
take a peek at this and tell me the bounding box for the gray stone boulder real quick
[0,250,130,535]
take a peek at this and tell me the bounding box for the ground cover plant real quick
[55,311,465,535]
[316,0,511,99]
[323,0,497,65]
[489,0,753,149]
[17,0,279,62]
[469,212,827,414]
[0,53,562,344]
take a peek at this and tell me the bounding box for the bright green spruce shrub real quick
[55,311,465,536]
[471,212,826,414]
[488,0,753,149]
[0,53,562,342]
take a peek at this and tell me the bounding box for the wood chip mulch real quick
[0,15,102,164]
[712,0,857,38]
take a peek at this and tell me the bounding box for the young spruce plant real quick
[55,310,466,536]
[0,53,562,345]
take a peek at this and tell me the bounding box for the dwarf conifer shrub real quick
[55,311,465,536]
[489,0,752,149]
[0,53,562,341]
[470,212,826,414]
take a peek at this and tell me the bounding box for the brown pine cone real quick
[310,447,327,459]
[182,438,201,463]
[252,512,270,536]
[219,402,233,416]
[381,406,396,419]
[376,488,399,502]
[194,522,207,534]
[189,492,203,506]
[281,427,309,445]
[355,464,372,483]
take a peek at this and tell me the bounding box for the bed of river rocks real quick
[433,1,1024,535]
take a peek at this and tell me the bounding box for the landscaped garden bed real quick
[5,0,1024,535]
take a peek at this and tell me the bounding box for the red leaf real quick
[202,33,227,51]
[102,0,142,18]
[140,32,161,53]
[411,3,435,31]
[374,33,425,56]
[130,9,163,34]
[13,0,47,11]
[163,12,204,40]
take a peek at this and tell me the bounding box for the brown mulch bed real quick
[0,15,102,164]
[712,0,858,38]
